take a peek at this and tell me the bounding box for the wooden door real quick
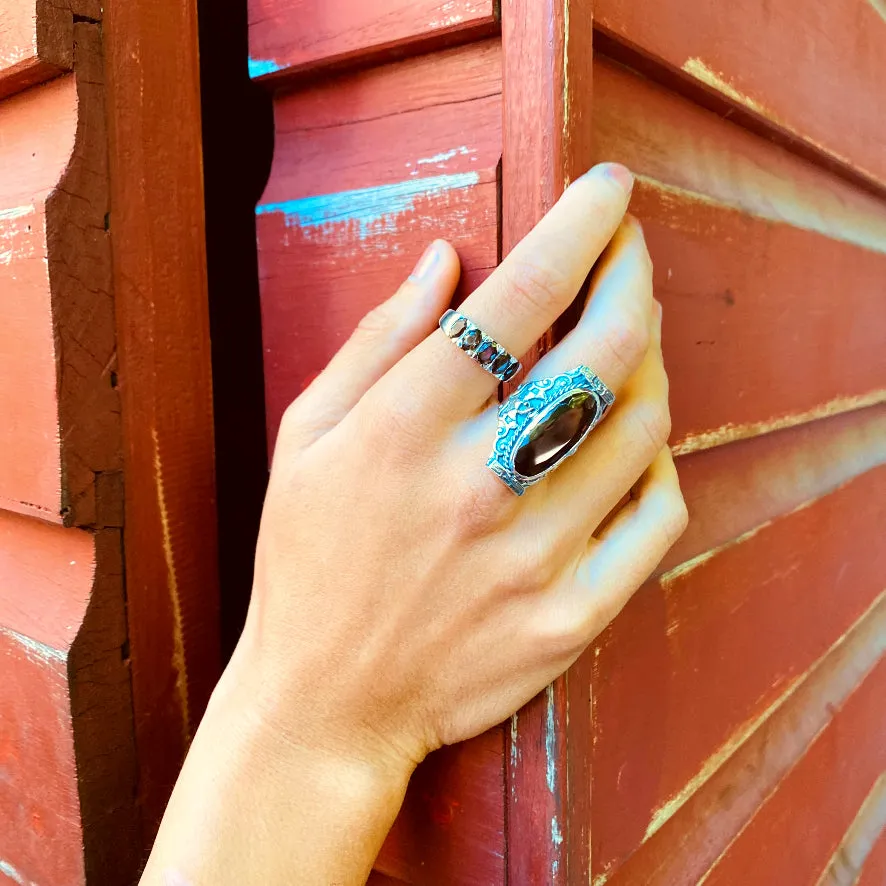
[0,1,218,882]
[248,2,886,883]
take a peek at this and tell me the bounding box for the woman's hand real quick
[141,162,687,886]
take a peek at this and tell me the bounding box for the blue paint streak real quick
[256,172,480,239]
[248,56,283,78]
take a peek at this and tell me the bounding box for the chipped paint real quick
[643,675,802,842]
[256,172,480,239]
[545,683,557,793]
[636,174,886,257]
[152,428,191,746]
[248,56,283,78]
[0,205,34,222]
[561,0,571,188]
[0,858,34,885]
[815,771,886,885]
[672,390,886,455]
[682,58,768,117]
[414,146,471,167]
[510,711,520,774]
[0,626,66,665]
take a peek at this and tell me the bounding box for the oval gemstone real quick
[514,392,598,477]
[477,343,497,364]
[447,316,467,338]
[462,329,482,349]
[491,353,510,373]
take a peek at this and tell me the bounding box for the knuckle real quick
[632,400,672,454]
[660,492,690,547]
[599,310,650,379]
[505,258,570,317]
[354,300,396,341]
[453,474,516,540]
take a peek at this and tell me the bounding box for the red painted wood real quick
[248,0,497,80]
[105,0,220,844]
[663,402,886,575]
[857,828,886,886]
[501,0,594,881]
[0,77,77,520]
[604,590,886,886]
[595,0,886,190]
[590,467,886,882]
[258,40,502,449]
[590,58,886,452]
[701,658,886,885]
[0,630,83,886]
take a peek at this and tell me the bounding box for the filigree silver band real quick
[439,309,522,382]
[486,366,615,496]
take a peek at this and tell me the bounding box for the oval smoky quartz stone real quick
[513,391,598,478]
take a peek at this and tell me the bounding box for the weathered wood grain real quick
[104,0,220,845]
[248,0,497,81]
[0,25,140,883]
[601,590,886,886]
[590,467,886,884]
[595,0,886,190]
[701,666,886,886]
[662,402,886,575]
[0,77,77,520]
[591,58,886,453]
[501,0,594,881]
[258,40,502,448]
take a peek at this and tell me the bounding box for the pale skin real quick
[140,162,688,885]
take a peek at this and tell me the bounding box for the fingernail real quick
[410,242,439,282]
[592,162,634,197]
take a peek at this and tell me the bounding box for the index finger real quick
[382,162,635,421]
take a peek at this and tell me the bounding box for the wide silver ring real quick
[486,366,615,496]
[439,309,522,382]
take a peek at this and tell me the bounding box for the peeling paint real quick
[248,56,283,78]
[815,771,886,885]
[682,58,768,117]
[152,428,191,746]
[0,858,34,885]
[643,676,802,842]
[672,390,886,455]
[637,174,886,257]
[256,172,480,239]
[0,626,66,665]
[0,205,34,222]
[545,683,557,794]
[413,146,472,168]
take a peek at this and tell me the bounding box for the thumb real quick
[280,239,461,450]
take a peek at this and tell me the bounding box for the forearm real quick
[140,658,413,886]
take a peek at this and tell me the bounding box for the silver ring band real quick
[487,366,615,495]
[439,309,522,382]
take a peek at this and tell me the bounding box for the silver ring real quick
[439,309,522,382]
[486,366,615,495]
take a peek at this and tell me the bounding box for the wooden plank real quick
[602,590,886,886]
[0,26,140,882]
[594,0,886,191]
[0,627,83,886]
[701,667,886,886]
[0,0,90,100]
[375,729,505,884]
[104,0,220,845]
[591,59,886,452]
[257,39,502,448]
[590,467,886,884]
[663,402,886,575]
[247,0,497,81]
[501,0,594,881]
[0,77,76,520]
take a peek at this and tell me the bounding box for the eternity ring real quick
[439,309,522,382]
[486,366,615,496]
